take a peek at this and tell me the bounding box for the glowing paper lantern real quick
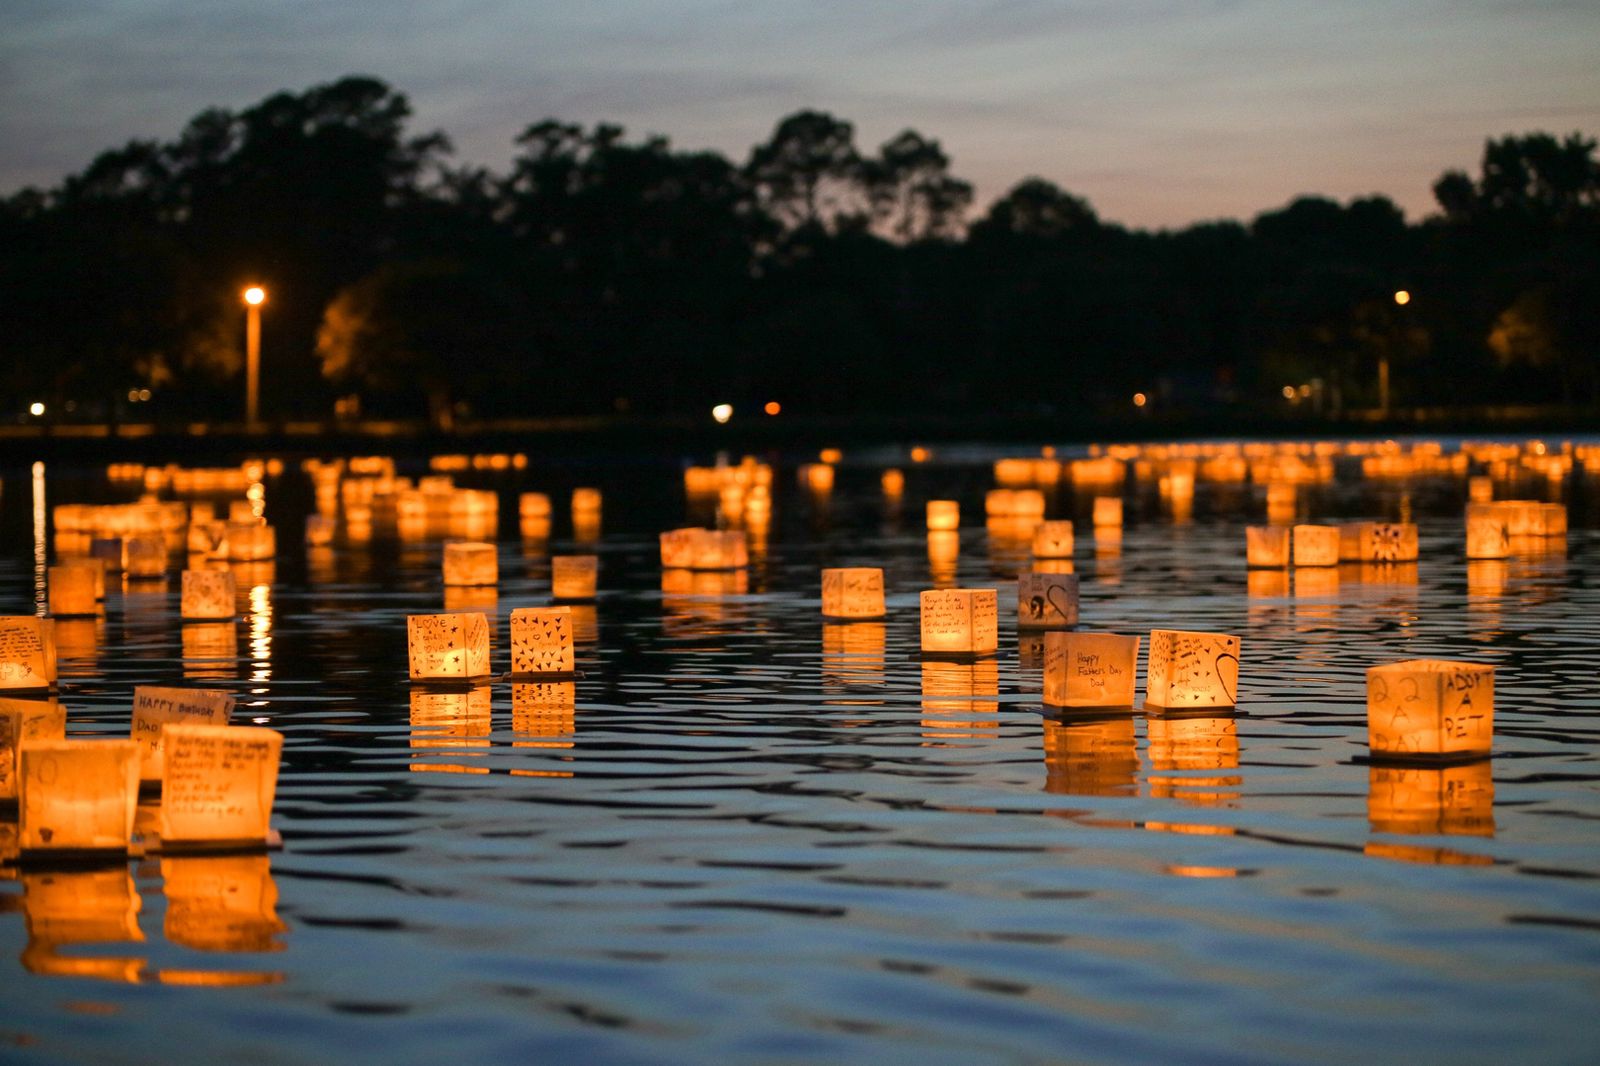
[1092,497,1123,528]
[228,501,258,524]
[131,686,235,783]
[1465,504,1510,559]
[442,541,498,587]
[48,564,101,617]
[799,464,835,493]
[519,493,552,520]
[551,555,599,601]
[1539,503,1567,538]
[0,697,67,801]
[821,568,886,620]
[407,612,491,683]
[661,529,748,571]
[1017,572,1079,629]
[126,535,167,579]
[0,617,57,693]
[926,500,960,531]
[1265,482,1296,523]
[188,520,228,557]
[1366,660,1493,760]
[1468,476,1493,503]
[1245,526,1289,568]
[1368,761,1494,837]
[1043,631,1139,709]
[181,569,237,621]
[19,739,140,853]
[226,523,276,562]
[1291,525,1339,567]
[509,606,575,677]
[1361,523,1419,562]
[571,487,602,516]
[157,724,282,845]
[1337,522,1369,562]
[881,469,905,497]
[304,515,335,547]
[1031,520,1074,560]
[1146,629,1241,710]
[919,588,998,657]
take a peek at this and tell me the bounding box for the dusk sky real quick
[4,0,1598,229]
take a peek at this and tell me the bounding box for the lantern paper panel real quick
[443,541,498,587]
[919,588,998,656]
[881,469,905,497]
[1042,631,1139,708]
[126,536,167,579]
[1366,659,1494,760]
[1359,523,1419,562]
[926,500,960,531]
[520,493,552,520]
[158,724,283,845]
[161,854,286,953]
[0,617,57,692]
[19,739,140,853]
[49,565,101,617]
[1092,497,1123,528]
[1291,525,1340,567]
[1245,526,1289,568]
[510,607,575,676]
[551,555,599,600]
[1337,522,1369,562]
[1031,520,1074,559]
[1368,761,1494,837]
[821,568,886,620]
[0,697,67,801]
[406,613,491,682]
[1146,629,1241,710]
[131,686,236,782]
[1465,504,1510,559]
[181,570,237,620]
[1017,572,1080,629]
[1539,503,1568,537]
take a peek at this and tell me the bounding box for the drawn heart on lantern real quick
[1215,652,1239,704]
[1045,584,1074,622]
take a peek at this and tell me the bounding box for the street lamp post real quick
[243,286,266,429]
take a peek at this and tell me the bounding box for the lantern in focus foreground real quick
[821,568,886,620]
[919,588,998,657]
[158,724,283,846]
[0,617,57,693]
[1043,631,1139,709]
[1146,629,1241,710]
[19,739,140,854]
[1366,659,1493,761]
[407,612,491,683]
[1016,572,1079,629]
[509,607,575,677]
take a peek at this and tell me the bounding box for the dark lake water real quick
[1,443,1598,1065]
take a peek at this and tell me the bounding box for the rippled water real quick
[2,448,1598,1065]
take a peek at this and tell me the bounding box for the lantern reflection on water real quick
[512,681,576,753]
[20,867,145,982]
[304,514,335,547]
[162,854,286,955]
[1043,632,1139,709]
[821,567,886,620]
[1367,761,1494,837]
[157,724,282,846]
[1041,716,1139,797]
[821,623,887,690]
[407,613,491,683]
[1017,572,1079,629]
[48,563,101,616]
[410,685,492,774]
[182,623,238,680]
[19,739,140,853]
[131,686,235,783]
[1,696,66,801]
[0,616,57,693]
[920,659,1000,739]
[510,607,574,677]
[1366,659,1494,761]
[1092,497,1122,528]
[1147,713,1241,806]
[1145,629,1241,711]
[919,588,998,657]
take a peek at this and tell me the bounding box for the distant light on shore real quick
[711,403,733,424]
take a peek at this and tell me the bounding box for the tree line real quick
[2,75,1596,427]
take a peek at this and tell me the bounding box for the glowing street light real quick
[28,402,44,417]
[243,286,267,429]
[711,403,733,424]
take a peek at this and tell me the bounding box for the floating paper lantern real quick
[510,607,575,677]
[821,568,886,620]
[181,569,237,621]
[1245,526,1289,568]
[571,487,602,516]
[442,541,498,587]
[1265,482,1296,523]
[519,493,551,521]
[1539,503,1567,537]
[48,564,101,617]
[304,515,335,547]
[1337,522,1369,562]
[0,697,67,801]
[661,529,748,571]
[1468,476,1493,503]
[1367,761,1493,837]
[1017,572,1079,629]
[926,500,960,531]
[1041,717,1138,797]
[187,520,228,557]
[881,469,905,497]
[1366,659,1493,761]
[798,464,835,494]
[552,555,599,601]
[0,617,56,693]
[1146,629,1241,710]
[161,854,285,953]
[1464,503,1510,559]
[125,535,167,579]
[1043,631,1139,709]
[407,612,491,683]
[131,686,235,783]
[157,724,282,846]
[1291,525,1339,567]
[1360,523,1419,562]
[919,588,998,657]
[226,522,275,562]
[1092,497,1123,528]
[1031,520,1074,559]
[19,739,140,853]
